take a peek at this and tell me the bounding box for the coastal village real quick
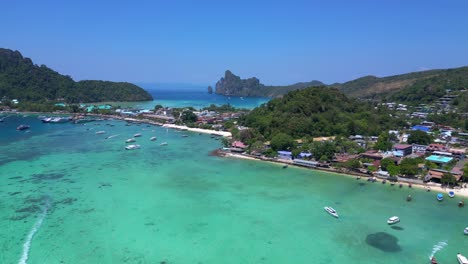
[2,88,467,195]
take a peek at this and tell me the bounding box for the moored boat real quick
[459,200,465,207]
[134,133,142,137]
[464,227,468,235]
[16,124,30,130]
[283,164,288,169]
[150,137,157,141]
[449,191,455,198]
[125,144,141,150]
[324,206,339,218]
[387,216,400,225]
[406,195,412,202]
[126,138,136,143]
[457,253,468,264]
[160,142,168,146]
[95,131,106,135]
[437,193,443,201]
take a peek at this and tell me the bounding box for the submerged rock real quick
[365,232,401,252]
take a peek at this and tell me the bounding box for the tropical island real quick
[1,48,467,192]
[0,48,152,111]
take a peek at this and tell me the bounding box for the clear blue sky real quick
[2,0,468,85]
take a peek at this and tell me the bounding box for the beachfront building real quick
[277,151,293,160]
[412,144,428,154]
[230,141,247,153]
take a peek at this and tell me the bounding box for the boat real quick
[409,183,412,188]
[387,216,400,225]
[464,228,468,235]
[283,164,288,169]
[150,137,157,141]
[126,138,136,143]
[356,176,361,180]
[427,187,431,192]
[181,135,189,137]
[134,133,142,137]
[399,183,403,188]
[160,142,168,146]
[459,200,465,207]
[125,144,140,150]
[41,117,52,123]
[16,124,30,130]
[0,117,5,122]
[95,131,106,135]
[324,207,339,218]
[406,195,412,202]
[437,193,444,201]
[449,191,455,198]
[382,179,386,184]
[50,117,70,123]
[457,253,468,264]
[431,257,438,264]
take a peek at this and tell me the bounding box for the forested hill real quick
[240,87,405,139]
[333,66,468,103]
[214,67,468,105]
[0,48,153,103]
[214,70,323,97]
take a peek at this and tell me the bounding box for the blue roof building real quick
[411,125,430,132]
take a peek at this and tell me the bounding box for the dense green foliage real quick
[215,70,323,97]
[333,67,468,105]
[240,87,405,140]
[390,67,468,104]
[0,48,152,103]
[407,130,432,145]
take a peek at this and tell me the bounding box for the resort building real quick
[277,151,293,160]
[393,144,413,157]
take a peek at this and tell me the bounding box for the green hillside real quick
[240,86,405,139]
[334,67,468,104]
[0,48,153,103]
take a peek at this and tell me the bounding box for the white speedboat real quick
[134,133,142,137]
[464,227,468,235]
[457,253,468,264]
[324,207,338,218]
[95,131,106,135]
[160,142,168,146]
[387,216,400,225]
[150,137,157,141]
[126,138,136,143]
[125,144,140,150]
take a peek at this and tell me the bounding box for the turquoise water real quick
[1,115,467,263]
[107,85,270,110]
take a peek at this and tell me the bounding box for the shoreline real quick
[0,111,232,137]
[3,110,466,199]
[222,152,468,199]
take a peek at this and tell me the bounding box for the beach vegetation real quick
[399,157,424,177]
[407,130,432,145]
[270,133,295,151]
[374,132,393,151]
[441,173,457,187]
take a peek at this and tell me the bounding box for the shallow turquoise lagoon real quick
[0,116,466,263]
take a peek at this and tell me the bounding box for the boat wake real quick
[429,240,448,260]
[18,197,51,264]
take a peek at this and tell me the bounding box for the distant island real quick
[0,48,153,103]
[215,70,323,98]
[214,67,468,106]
